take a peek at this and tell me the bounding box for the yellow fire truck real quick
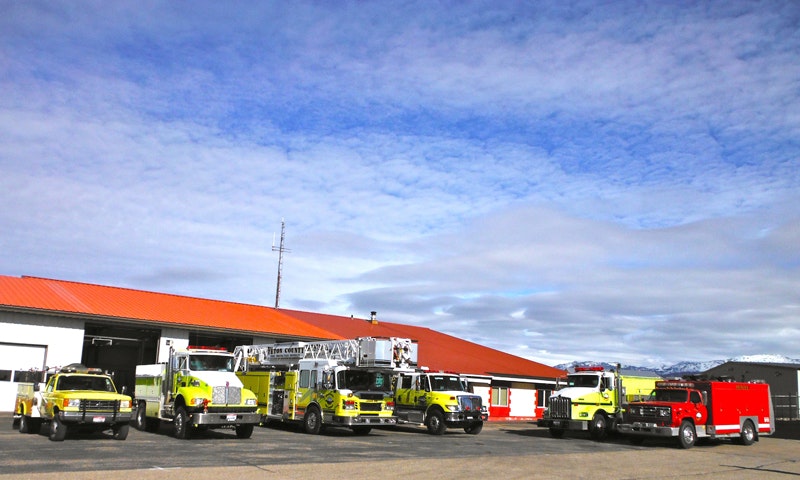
[13,364,132,441]
[234,337,415,435]
[394,370,487,435]
[537,365,659,440]
[134,345,260,439]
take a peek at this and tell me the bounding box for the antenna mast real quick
[272,218,291,308]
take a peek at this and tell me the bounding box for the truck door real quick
[283,370,298,419]
[690,390,707,425]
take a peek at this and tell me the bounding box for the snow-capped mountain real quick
[556,354,800,376]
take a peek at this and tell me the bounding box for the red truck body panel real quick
[704,381,774,435]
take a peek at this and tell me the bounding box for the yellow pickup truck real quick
[14,364,133,441]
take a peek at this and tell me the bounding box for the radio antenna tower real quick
[272,218,291,308]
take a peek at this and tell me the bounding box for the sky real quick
[1,1,799,368]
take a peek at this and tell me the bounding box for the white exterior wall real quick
[509,386,536,418]
[0,311,85,412]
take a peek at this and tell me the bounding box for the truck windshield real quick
[337,370,392,392]
[57,375,116,392]
[429,375,465,392]
[565,375,599,388]
[190,354,234,372]
[652,389,688,402]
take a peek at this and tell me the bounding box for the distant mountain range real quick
[555,354,800,377]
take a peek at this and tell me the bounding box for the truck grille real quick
[549,396,571,419]
[79,399,120,413]
[212,386,241,405]
[360,402,382,412]
[458,395,482,411]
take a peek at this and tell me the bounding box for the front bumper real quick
[536,418,588,431]
[331,415,397,426]
[60,410,133,425]
[189,412,262,426]
[444,411,487,426]
[617,422,678,437]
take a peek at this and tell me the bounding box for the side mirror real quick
[121,385,128,395]
[33,383,41,392]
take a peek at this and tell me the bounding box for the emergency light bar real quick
[575,366,605,372]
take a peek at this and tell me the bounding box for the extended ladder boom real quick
[234,337,417,372]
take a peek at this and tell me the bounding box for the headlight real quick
[120,400,131,409]
[445,405,460,412]
[658,408,670,417]
[66,398,81,408]
[245,398,257,406]
[193,397,207,406]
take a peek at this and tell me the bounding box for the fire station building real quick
[0,275,565,421]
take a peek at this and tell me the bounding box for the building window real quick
[0,370,11,382]
[491,386,508,406]
[537,389,552,407]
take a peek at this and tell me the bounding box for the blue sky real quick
[2,1,798,367]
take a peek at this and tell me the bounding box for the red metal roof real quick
[279,309,566,379]
[0,275,339,340]
[0,275,563,379]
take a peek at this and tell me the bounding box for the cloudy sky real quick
[2,1,798,368]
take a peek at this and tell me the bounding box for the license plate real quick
[226,414,237,422]
[552,420,562,427]
[92,416,106,423]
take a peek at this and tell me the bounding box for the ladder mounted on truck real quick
[234,337,417,372]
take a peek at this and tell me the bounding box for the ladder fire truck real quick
[234,337,416,435]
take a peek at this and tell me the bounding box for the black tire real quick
[678,420,696,449]
[589,413,608,441]
[135,402,148,431]
[19,415,32,434]
[303,407,322,435]
[464,422,483,435]
[739,420,756,446]
[425,409,447,435]
[235,424,254,439]
[351,426,372,435]
[174,407,191,439]
[112,423,129,440]
[49,413,67,441]
[549,427,565,438]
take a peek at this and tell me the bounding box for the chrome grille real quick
[550,396,571,419]
[212,386,241,405]
[79,399,119,412]
[458,395,482,411]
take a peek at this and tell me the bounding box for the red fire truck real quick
[617,378,774,448]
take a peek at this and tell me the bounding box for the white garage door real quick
[0,343,47,371]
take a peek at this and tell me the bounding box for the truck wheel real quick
[112,423,129,440]
[135,402,148,431]
[49,414,67,441]
[548,427,565,438]
[174,407,191,439]
[425,410,447,435]
[303,407,322,435]
[590,413,608,441]
[739,420,756,446]
[464,422,483,434]
[351,426,372,435]
[678,420,696,449]
[19,415,33,434]
[235,424,254,439]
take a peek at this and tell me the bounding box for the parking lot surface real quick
[1,413,798,479]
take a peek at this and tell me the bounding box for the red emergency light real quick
[575,366,604,372]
